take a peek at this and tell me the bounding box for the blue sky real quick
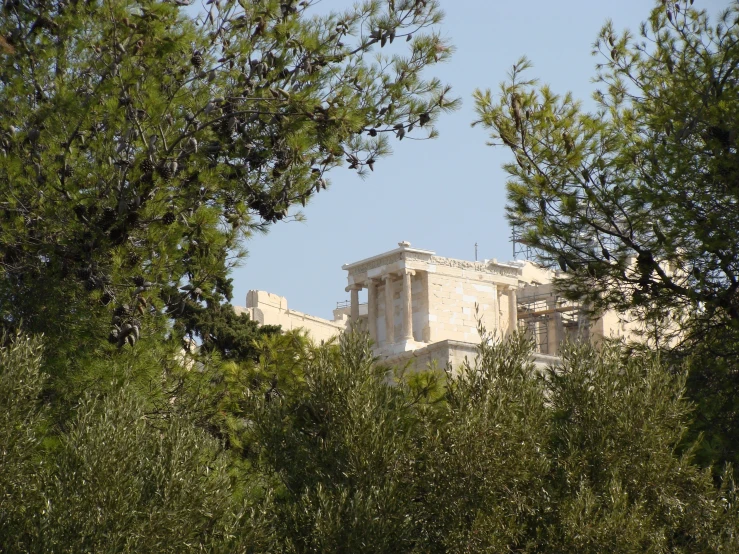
[230,0,727,320]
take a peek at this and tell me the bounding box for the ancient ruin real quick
[236,242,641,369]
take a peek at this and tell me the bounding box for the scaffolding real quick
[510,223,534,261]
[517,289,589,356]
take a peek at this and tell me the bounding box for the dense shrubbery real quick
[0,335,274,553]
[2,331,736,553]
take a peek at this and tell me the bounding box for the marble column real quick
[401,269,415,341]
[346,284,362,327]
[508,287,518,336]
[351,287,360,322]
[367,280,377,342]
[384,274,395,345]
[552,310,564,356]
[546,296,558,356]
[492,283,500,332]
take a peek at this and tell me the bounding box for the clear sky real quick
[230,0,728,320]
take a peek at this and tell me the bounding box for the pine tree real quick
[473,1,739,351]
[473,1,739,470]
[0,0,457,370]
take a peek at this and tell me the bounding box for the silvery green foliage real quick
[2,330,737,552]
[250,331,424,553]
[541,341,737,552]
[0,335,47,551]
[40,390,238,552]
[0,334,274,553]
[247,331,738,552]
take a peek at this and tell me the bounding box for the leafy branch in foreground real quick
[0,0,458,359]
[474,1,739,354]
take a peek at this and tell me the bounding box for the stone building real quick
[236,241,641,370]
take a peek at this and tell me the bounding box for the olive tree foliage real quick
[540,342,737,552]
[245,331,428,553]
[473,0,739,352]
[0,333,276,554]
[2,330,738,552]
[243,330,739,552]
[0,334,48,550]
[0,0,456,356]
[420,330,738,553]
[418,331,551,552]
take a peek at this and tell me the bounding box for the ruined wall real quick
[235,290,347,344]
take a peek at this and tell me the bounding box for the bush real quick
[3,330,736,552]
[0,334,272,553]
[246,331,739,552]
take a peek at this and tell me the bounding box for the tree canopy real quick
[4,0,739,550]
[0,0,457,366]
[3,331,737,552]
[473,0,739,354]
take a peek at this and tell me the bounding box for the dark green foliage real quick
[0,334,47,550]
[3,330,738,552]
[242,331,739,552]
[677,326,739,471]
[474,1,739,345]
[40,390,245,553]
[418,332,551,552]
[543,342,724,552]
[182,301,280,361]
[0,334,276,553]
[172,329,314,457]
[473,0,739,470]
[249,332,425,552]
[0,0,457,370]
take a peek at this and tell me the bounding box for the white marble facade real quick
[342,241,522,358]
[237,241,640,370]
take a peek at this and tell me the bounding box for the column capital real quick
[345,283,363,292]
[402,268,416,276]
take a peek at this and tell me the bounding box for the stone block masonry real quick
[233,242,645,372]
[235,290,347,343]
[342,242,522,358]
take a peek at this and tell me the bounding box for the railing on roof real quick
[336,300,367,309]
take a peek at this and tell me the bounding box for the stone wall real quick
[426,272,499,343]
[381,338,561,374]
[342,242,521,357]
[234,243,651,371]
[234,290,347,343]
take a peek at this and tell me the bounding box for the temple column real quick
[384,274,395,344]
[401,269,415,341]
[553,310,564,356]
[508,287,518,336]
[367,280,377,342]
[346,284,362,327]
[546,296,558,355]
[492,283,500,332]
